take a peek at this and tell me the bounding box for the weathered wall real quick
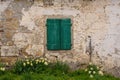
[0,0,120,77]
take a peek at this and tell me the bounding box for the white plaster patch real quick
[20,8,37,31]
[20,5,81,32]
[43,8,80,16]
[95,1,120,59]
[0,0,12,19]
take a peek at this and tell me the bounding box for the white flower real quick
[97,66,99,69]
[23,63,26,66]
[0,67,5,71]
[85,69,88,72]
[26,59,29,62]
[36,62,38,64]
[42,59,45,63]
[36,59,39,62]
[90,67,93,70]
[93,71,96,74]
[2,68,5,71]
[27,61,30,64]
[99,71,104,76]
[90,75,93,78]
[88,71,91,74]
[30,63,33,66]
[44,62,48,65]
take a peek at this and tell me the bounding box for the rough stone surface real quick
[0,56,18,65]
[1,46,19,56]
[0,0,120,77]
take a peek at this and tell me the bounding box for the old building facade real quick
[0,0,120,77]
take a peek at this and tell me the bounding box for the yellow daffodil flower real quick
[90,67,93,70]
[90,75,93,78]
[98,71,104,76]
[93,71,96,74]
[44,62,48,65]
[85,69,88,72]
[27,61,30,64]
[23,63,26,66]
[88,71,91,74]
[2,67,5,71]
[30,63,33,66]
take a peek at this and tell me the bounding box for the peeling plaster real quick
[0,0,12,19]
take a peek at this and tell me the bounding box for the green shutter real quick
[60,18,72,50]
[46,19,60,50]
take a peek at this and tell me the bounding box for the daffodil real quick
[90,74,93,78]
[90,67,93,70]
[36,62,38,64]
[93,71,96,74]
[44,62,48,65]
[42,59,45,63]
[30,63,33,66]
[26,59,29,62]
[27,61,30,64]
[85,69,88,72]
[0,67,5,71]
[2,67,5,71]
[88,71,91,74]
[23,63,26,66]
[97,66,99,69]
[98,71,104,76]
[36,59,39,62]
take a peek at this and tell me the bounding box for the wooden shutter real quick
[60,18,72,50]
[46,19,60,50]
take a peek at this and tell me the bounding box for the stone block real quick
[4,30,15,40]
[0,57,18,65]
[25,44,44,57]
[12,33,33,48]
[3,9,13,19]
[1,46,19,56]
[0,21,3,28]
[32,33,44,44]
[3,18,19,30]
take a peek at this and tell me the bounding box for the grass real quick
[0,58,120,80]
[0,70,119,80]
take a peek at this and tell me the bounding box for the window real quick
[46,18,72,50]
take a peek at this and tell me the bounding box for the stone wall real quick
[0,0,120,77]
